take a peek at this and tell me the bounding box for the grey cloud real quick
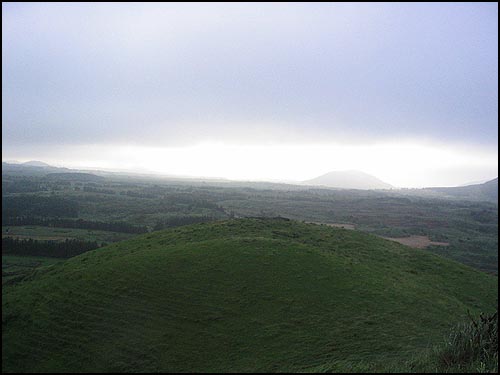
[2,2,498,149]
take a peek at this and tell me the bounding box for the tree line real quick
[83,186,116,194]
[2,237,101,258]
[153,215,216,230]
[2,195,79,219]
[2,217,148,234]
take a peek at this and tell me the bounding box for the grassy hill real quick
[2,218,497,372]
[426,178,498,203]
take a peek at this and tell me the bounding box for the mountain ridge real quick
[425,177,498,203]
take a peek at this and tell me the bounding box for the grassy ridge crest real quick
[2,218,497,372]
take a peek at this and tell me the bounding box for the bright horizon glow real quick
[5,141,498,188]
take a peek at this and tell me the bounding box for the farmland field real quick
[380,235,450,249]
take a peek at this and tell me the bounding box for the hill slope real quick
[2,218,497,372]
[303,170,393,190]
[426,177,498,202]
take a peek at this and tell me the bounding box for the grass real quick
[2,218,497,372]
[2,255,64,285]
[435,310,498,373]
[302,310,499,373]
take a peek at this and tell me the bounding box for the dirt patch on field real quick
[380,235,449,249]
[308,222,448,249]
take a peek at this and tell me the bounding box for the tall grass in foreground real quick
[305,310,498,373]
[435,309,498,373]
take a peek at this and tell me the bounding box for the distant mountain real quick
[458,178,491,187]
[426,177,498,202]
[303,170,393,190]
[21,160,52,167]
[2,161,71,175]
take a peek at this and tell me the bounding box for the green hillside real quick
[2,218,497,372]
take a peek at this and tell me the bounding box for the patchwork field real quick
[3,172,497,273]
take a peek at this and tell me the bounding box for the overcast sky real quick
[2,2,498,187]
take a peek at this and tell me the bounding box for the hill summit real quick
[21,160,52,167]
[2,218,496,372]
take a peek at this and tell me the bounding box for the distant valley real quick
[3,161,497,202]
